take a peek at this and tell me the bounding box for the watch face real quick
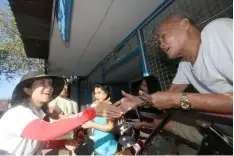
[181,102,190,109]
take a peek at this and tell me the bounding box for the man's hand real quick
[113,91,145,113]
[145,92,180,110]
[94,102,124,118]
[138,90,180,110]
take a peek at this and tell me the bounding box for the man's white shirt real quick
[173,18,233,93]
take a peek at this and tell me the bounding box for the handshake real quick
[93,90,149,118]
[91,100,124,118]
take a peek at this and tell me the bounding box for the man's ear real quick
[180,18,190,31]
[23,87,32,96]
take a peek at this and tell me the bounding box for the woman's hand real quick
[81,121,94,129]
[94,102,124,118]
[47,108,61,120]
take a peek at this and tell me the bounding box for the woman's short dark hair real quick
[140,76,161,94]
[93,84,112,102]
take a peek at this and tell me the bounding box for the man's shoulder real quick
[178,58,190,67]
[201,18,233,61]
[202,18,232,33]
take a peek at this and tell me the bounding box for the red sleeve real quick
[21,108,96,141]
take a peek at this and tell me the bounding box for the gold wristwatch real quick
[180,92,191,110]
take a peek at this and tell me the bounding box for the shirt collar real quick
[24,101,46,119]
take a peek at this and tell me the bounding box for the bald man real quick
[115,14,233,145]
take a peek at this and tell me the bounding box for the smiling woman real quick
[0,71,123,155]
[23,79,53,109]
[10,72,64,106]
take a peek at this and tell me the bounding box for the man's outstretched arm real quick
[149,92,233,114]
[184,93,232,113]
[168,84,189,92]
